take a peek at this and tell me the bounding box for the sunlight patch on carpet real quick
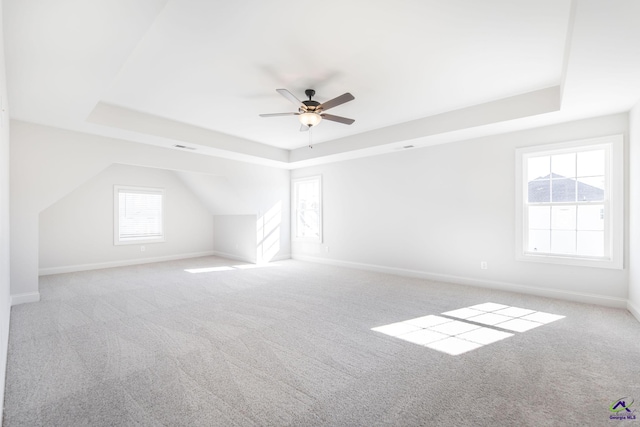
[372,302,564,356]
[184,264,279,273]
[184,266,235,273]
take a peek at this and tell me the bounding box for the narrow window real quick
[114,186,165,245]
[293,176,322,242]
[516,135,623,269]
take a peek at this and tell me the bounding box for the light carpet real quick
[4,257,640,426]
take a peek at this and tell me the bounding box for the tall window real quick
[114,186,165,245]
[293,176,322,242]
[516,135,623,269]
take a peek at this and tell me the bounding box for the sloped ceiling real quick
[4,0,640,168]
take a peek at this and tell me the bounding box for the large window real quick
[114,185,165,245]
[515,135,623,269]
[293,176,322,242]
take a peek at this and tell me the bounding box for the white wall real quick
[629,102,640,321]
[292,113,629,307]
[0,0,11,417]
[213,215,258,263]
[39,164,214,274]
[10,121,290,302]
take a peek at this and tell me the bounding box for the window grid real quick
[516,134,622,269]
[524,146,609,259]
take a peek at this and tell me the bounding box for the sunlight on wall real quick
[257,201,281,264]
[372,302,564,356]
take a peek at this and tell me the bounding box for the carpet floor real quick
[3,257,640,426]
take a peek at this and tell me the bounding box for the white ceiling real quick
[4,0,640,168]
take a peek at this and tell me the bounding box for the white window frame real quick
[515,135,623,269]
[114,185,165,245]
[292,175,323,243]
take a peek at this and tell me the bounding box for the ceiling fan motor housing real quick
[302,89,321,112]
[301,100,321,112]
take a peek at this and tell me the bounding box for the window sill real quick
[292,237,322,244]
[114,237,165,246]
[516,252,622,270]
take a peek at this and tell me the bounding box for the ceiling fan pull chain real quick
[308,126,313,149]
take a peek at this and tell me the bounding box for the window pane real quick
[577,231,604,257]
[294,178,321,240]
[577,205,604,231]
[551,178,576,202]
[520,137,618,264]
[528,179,550,203]
[528,230,550,253]
[551,206,576,230]
[118,192,163,239]
[297,181,318,203]
[577,150,605,177]
[527,156,550,181]
[551,153,575,178]
[577,176,604,201]
[297,210,319,238]
[551,230,576,254]
[528,206,550,229]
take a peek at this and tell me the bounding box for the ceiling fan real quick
[259,89,355,131]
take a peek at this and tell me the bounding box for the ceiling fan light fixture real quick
[299,112,322,127]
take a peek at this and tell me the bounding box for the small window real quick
[114,185,165,245]
[292,176,322,242]
[515,135,623,269]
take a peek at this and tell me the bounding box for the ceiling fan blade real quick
[276,88,304,110]
[319,93,354,111]
[321,113,355,125]
[300,124,310,132]
[259,112,298,117]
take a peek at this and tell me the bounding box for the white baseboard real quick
[628,299,640,323]
[38,251,216,276]
[40,251,290,276]
[212,251,256,264]
[292,254,628,309]
[10,292,41,306]
[212,251,291,264]
[266,253,292,262]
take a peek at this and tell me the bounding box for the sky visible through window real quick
[372,302,564,356]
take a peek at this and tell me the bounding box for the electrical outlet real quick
[140,246,146,252]
[480,261,488,270]
[325,246,330,253]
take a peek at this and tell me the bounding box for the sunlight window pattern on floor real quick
[184,264,279,273]
[372,302,564,356]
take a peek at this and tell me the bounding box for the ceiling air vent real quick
[173,144,196,150]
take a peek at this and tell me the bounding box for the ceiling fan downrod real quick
[305,89,315,101]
